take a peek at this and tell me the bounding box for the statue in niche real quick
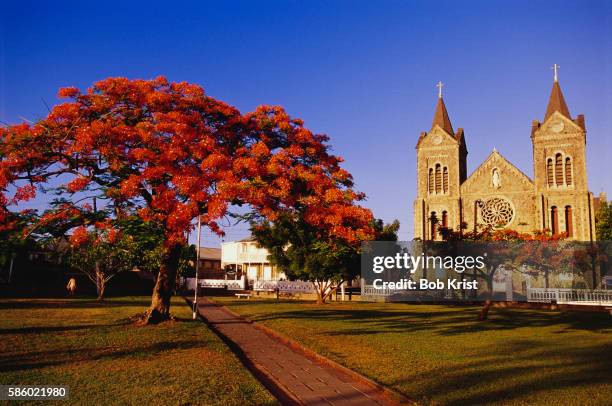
[492,168,501,189]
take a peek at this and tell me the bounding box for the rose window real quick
[480,197,514,227]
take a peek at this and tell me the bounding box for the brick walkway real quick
[194,299,405,406]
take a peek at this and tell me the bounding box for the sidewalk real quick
[194,298,407,406]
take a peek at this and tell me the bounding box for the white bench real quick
[235,293,251,299]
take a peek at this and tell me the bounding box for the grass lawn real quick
[214,297,612,405]
[0,296,276,406]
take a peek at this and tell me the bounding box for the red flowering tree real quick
[0,77,374,323]
[439,224,568,320]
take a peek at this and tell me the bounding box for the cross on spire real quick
[551,64,560,82]
[545,64,570,120]
[436,81,444,98]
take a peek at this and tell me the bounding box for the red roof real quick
[198,247,221,260]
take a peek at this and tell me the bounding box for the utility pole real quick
[192,215,202,320]
[8,253,16,284]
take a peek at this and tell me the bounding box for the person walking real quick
[66,277,77,296]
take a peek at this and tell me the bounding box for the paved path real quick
[195,299,405,406]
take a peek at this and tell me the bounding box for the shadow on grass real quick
[0,298,152,310]
[0,339,205,372]
[0,321,131,335]
[222,300,611,404]
[204,298,612,404]
[397,338,612,405]
[235,303,612,336]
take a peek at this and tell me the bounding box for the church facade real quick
[413,71,597,241]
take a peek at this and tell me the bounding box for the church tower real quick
[414,82,467,240]
[531,65,596,240]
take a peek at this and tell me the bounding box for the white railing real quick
[527,288,612,305]
[361,285,459,300]
[361,285,393,297]
[185,277,245,291]
[253,280,317,293]
[253,280,278,291]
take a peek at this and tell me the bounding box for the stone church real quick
[413,69,597,241]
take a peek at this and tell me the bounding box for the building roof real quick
[431,97,454,135]
[461,148,534,193]
[198,247,221,260]
[545,80,571,120]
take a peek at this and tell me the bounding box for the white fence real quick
[360,285,460,301]
[185,277,245,291]
[527,288,612,305]
[361,284,392,298]
[360,285,612,305]
[253,280,317,293]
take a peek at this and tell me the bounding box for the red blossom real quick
[0,77,374,249]
[66,176,91,193]
[69,226,89,247]
[57,86,80,99]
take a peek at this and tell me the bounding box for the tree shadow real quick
[233,302,611,403]
[0,298,152,310]
[0,320,131,335]
[241,303,611,336]
[390,338,612,405]
[0,339,206,372]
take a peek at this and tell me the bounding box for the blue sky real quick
[1,0,611,244]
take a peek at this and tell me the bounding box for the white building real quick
[221,237,286,286]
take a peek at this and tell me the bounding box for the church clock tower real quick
[531,65,596,240]
[414,82,467,240]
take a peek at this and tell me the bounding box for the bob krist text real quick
[370,252,486,291]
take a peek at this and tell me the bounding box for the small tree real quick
[0,210,38,283]
[596,201,612,241]
[251,215,398,304]
[68,228,139,300]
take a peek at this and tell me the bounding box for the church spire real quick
[544,64,571,120]
[431,81,454,134]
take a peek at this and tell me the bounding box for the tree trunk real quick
[97,279,106,301]
[315,282,324,304]
[591,253,597,289]
[143,244,182,324]
[479,274,494,321]
[95,262,105,301]
[314,281,338,304]
[479,300,491,321]
[314,281,327,304]
[323,285,339,303]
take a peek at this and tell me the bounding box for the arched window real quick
[555,153,563,186]
[428,168,434,194]
[442,210,448,228]
[442,167,448,193]
[565,157,572,186]
[565,206,573,237]
[551,206,559,235]
[435,164,441,194]
[430,211,438,240]
[546,158,554,187]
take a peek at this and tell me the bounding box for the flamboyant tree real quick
[0,77,374,323]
